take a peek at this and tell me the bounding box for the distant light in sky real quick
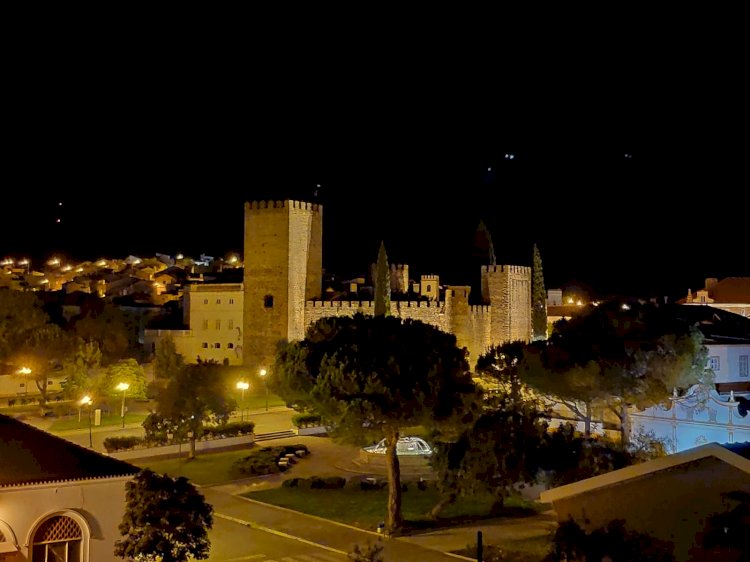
[487,167,492,171]
[56,218,61,223]
[504,153,515,160]
[621,303,631,310]
[624,153,633,159]
[58,202,63,206]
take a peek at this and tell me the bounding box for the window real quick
[31,515,83,562]
[203,298,208,305]
[227,343,234,349]
[228,319,234,330]
[202,342,208,348]
[214,343,221,349]
[264,295,274,308]
[202,319,209,330]
[229,298,235,304]
[215,319,221,330]
[216,299,221,304]
[740,355,749,378]
[709,356,720,371]
[47,380,54,386]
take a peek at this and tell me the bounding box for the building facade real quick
[144,283,243,365]
[242,200,532,372]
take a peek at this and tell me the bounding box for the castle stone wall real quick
[482,265,532,345]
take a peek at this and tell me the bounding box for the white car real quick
[362,436,433,456]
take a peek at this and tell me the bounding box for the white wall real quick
[0,477,131,562]
[706,343,750,383]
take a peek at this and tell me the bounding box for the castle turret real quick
[482,265,532,345]
[243,200,323,371]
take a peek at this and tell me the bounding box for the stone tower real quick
[243,200,323,372]
[481,265,532,344]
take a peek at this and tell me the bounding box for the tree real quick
[473,219,496,266]
[154,335,185,379]
[532,243,547,340]
[431,393,548,518]
[103,358,148,400]
[73,303,133,364]
[0,289,50,359]
[115,469,213,562]
[61,339,102,398]
[273,314,478,533]
[475,341,534,406]
[374,241,390,317]
[521,302,711,445]
[348,542,384,562]
[14,324,75,410]
[698,490,749,560]
[155,360,236,459]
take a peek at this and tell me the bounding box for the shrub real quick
[7,398,16,407]
[282,478,303,488]
[104,436,145,453]
[323,476,346,489]
[291,414,322,428]
[230,447,282,477]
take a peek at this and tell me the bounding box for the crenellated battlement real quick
[245,200,322,212]
[481,264,531,275]
[306,300,374,309]
[421,274,440,281]
[470,304,491,317]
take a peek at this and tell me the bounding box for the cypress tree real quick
[374,241,391,317]
[532,243,547,340]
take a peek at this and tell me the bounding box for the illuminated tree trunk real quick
[385,428,402,534]
[620,403,631,448]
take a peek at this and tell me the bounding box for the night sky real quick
[2,31,747,301]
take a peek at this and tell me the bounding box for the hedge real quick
[291,414,323,428]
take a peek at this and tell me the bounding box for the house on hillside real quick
[540,442,750,562]
[0,414,140,561]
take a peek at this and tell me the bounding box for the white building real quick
[144,283,243,365]
[0,414,139,561]
[631,306,750,452]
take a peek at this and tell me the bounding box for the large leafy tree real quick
[103,358,148,400]
[155,359,236,458]
[73,303,133,364]
[373,241,390,317]
[61,340,102,398]
[0,289,50,358]
[154,335,185,380]
[115,469,213,562]
[531,243,547,340]
[431,394,547,518]
[273,314,478,533]
[521,302,711,445]
[14,324,75,409]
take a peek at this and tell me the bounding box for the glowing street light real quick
[236,381,249,402]
[17,366,32,375]
[236,381,250,421]
[259,368,268,411]
[116,382,130,428]
[79,395,93,448]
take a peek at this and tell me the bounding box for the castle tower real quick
[444,285,472,352]
[482,265,532,345]
[243,200,323,372]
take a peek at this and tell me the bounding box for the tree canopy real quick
[521,301,711,443]
[273,313,479,533]
[374,241,390,317]
[115,469,213,562]
[154,359,236,458]
[532,243,547,340]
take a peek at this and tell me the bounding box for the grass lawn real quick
[48,412,148,431]
[132,449,253,485]
[244,486,542,531]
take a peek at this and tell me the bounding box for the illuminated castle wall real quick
[243,200,531,371]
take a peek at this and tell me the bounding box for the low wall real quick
[109,434,254,461]
[358,450,432,468]
[294,426,328,436]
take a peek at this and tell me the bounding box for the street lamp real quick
[116,382,130,428]
[259,368,268,411]
[79,395,93,448]
[236,381,249,421]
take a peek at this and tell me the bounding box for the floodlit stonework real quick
[243,200,531,370]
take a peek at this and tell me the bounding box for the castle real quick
[243,200,532,372]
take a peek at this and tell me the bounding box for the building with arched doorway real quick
[0,414,140,561]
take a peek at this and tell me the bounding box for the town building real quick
[0,414,140,561]
[682,277,750,318]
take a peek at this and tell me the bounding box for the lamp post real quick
[259,368,268,411]
[236,381,249,421]
[116,382,130,428]
[79,395,93,448]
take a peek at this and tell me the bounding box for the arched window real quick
[0,518,19,560]
[31,515,83,561]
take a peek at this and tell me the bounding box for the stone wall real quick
[481,265,532,345]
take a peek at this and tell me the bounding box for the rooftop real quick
[0,414,140,487]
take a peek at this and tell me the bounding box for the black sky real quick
[2,24,748,301]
